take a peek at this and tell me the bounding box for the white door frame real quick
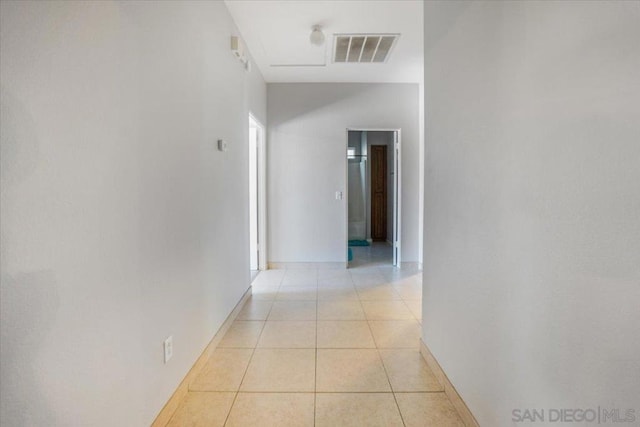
[345,128,402,267]
[250,113,267,270]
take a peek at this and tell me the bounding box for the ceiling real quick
[224,0,423,83]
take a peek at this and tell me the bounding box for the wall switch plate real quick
[335,191,343,200]
[164,336,173,363]
[218,139,228,152]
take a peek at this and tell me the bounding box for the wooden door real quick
[370,145,387,242]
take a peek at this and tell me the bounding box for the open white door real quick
[249,114,267,271]
[393,130,401,267]
[249,120,259,271]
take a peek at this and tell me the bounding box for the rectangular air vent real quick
[333,34,399,63]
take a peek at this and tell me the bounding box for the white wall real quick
[268,83,420,263]
[0,1,265,425]
[423,1,640,425]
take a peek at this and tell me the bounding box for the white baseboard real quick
[151,287,252,427]
[420,340,480,427]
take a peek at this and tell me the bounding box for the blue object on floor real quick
[348,247,353,261]
[348,239,370,247]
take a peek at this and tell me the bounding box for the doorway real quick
[249,114,266,274]
[346,129,401,267]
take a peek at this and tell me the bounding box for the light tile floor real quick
[167,245,465,426]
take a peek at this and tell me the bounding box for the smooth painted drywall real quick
[267,83,420,263]
[0,1,266,425]
[423,1,640,425]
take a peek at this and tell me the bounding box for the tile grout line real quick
[314,272,318,427]
[215,390,444,394]
[222,272,275,427]
[360,278,408,427]
[373,334,408,427]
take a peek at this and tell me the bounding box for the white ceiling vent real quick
[333,34,399,63]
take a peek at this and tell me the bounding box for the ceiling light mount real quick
[309,25,325,46]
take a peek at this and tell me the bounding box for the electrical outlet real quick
[164,336,173,363]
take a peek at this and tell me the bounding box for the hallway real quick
[166,266,463,426]
[2,1,638,425]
